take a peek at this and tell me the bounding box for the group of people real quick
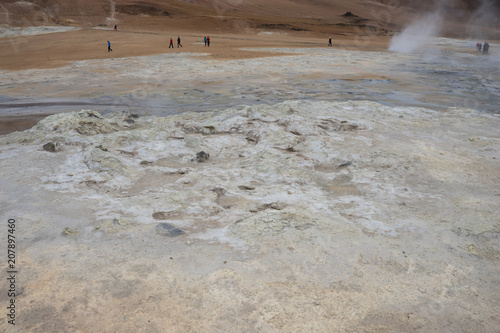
[107,35,213,52]
[167,36,210,48]
[169,36,182,48]
[476,42,490,54]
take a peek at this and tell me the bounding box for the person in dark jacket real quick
[483,42,489,54]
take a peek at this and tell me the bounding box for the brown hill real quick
[1,0,498,37]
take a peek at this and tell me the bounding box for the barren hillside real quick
[1,0,498,37]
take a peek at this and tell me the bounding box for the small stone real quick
[96,144,108,152]
[196,151,210,162]
[202,125,216,134]
[338,160,352,167]
[238,185,255,191]
[155,223,185,237]
[123,118,135,128]
[211,187,226,196]
[43,142,57,152]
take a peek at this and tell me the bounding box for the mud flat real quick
[1,37,499,137]
[0,98,499,332]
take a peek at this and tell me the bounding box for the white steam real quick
[467,0,500,40]
[389,12,442,53]
[389,0,499,53]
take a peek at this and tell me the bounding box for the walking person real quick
[107,40,112,52]
[207,36,210,47]
[204,36,207,46]
[483,42,489,54]
[328,37,332,46]
[169,38,174,48]
[177,36,182,48]
[114,25,117,31]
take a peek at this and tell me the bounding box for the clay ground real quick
[0,28,392,71]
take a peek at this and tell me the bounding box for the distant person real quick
[204,36,207,46]
[478,43,482,52]
[114,25,117,31]
[177,36,182,48]
[107,40,112,52]
[483,42,489,54]
[328,37,332,46]
[169,38,174,48]
[207,36,210,47]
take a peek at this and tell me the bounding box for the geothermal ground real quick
[0,27,499,332]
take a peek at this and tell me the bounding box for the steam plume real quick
[467,0,500,40]
[388,11,442,53]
